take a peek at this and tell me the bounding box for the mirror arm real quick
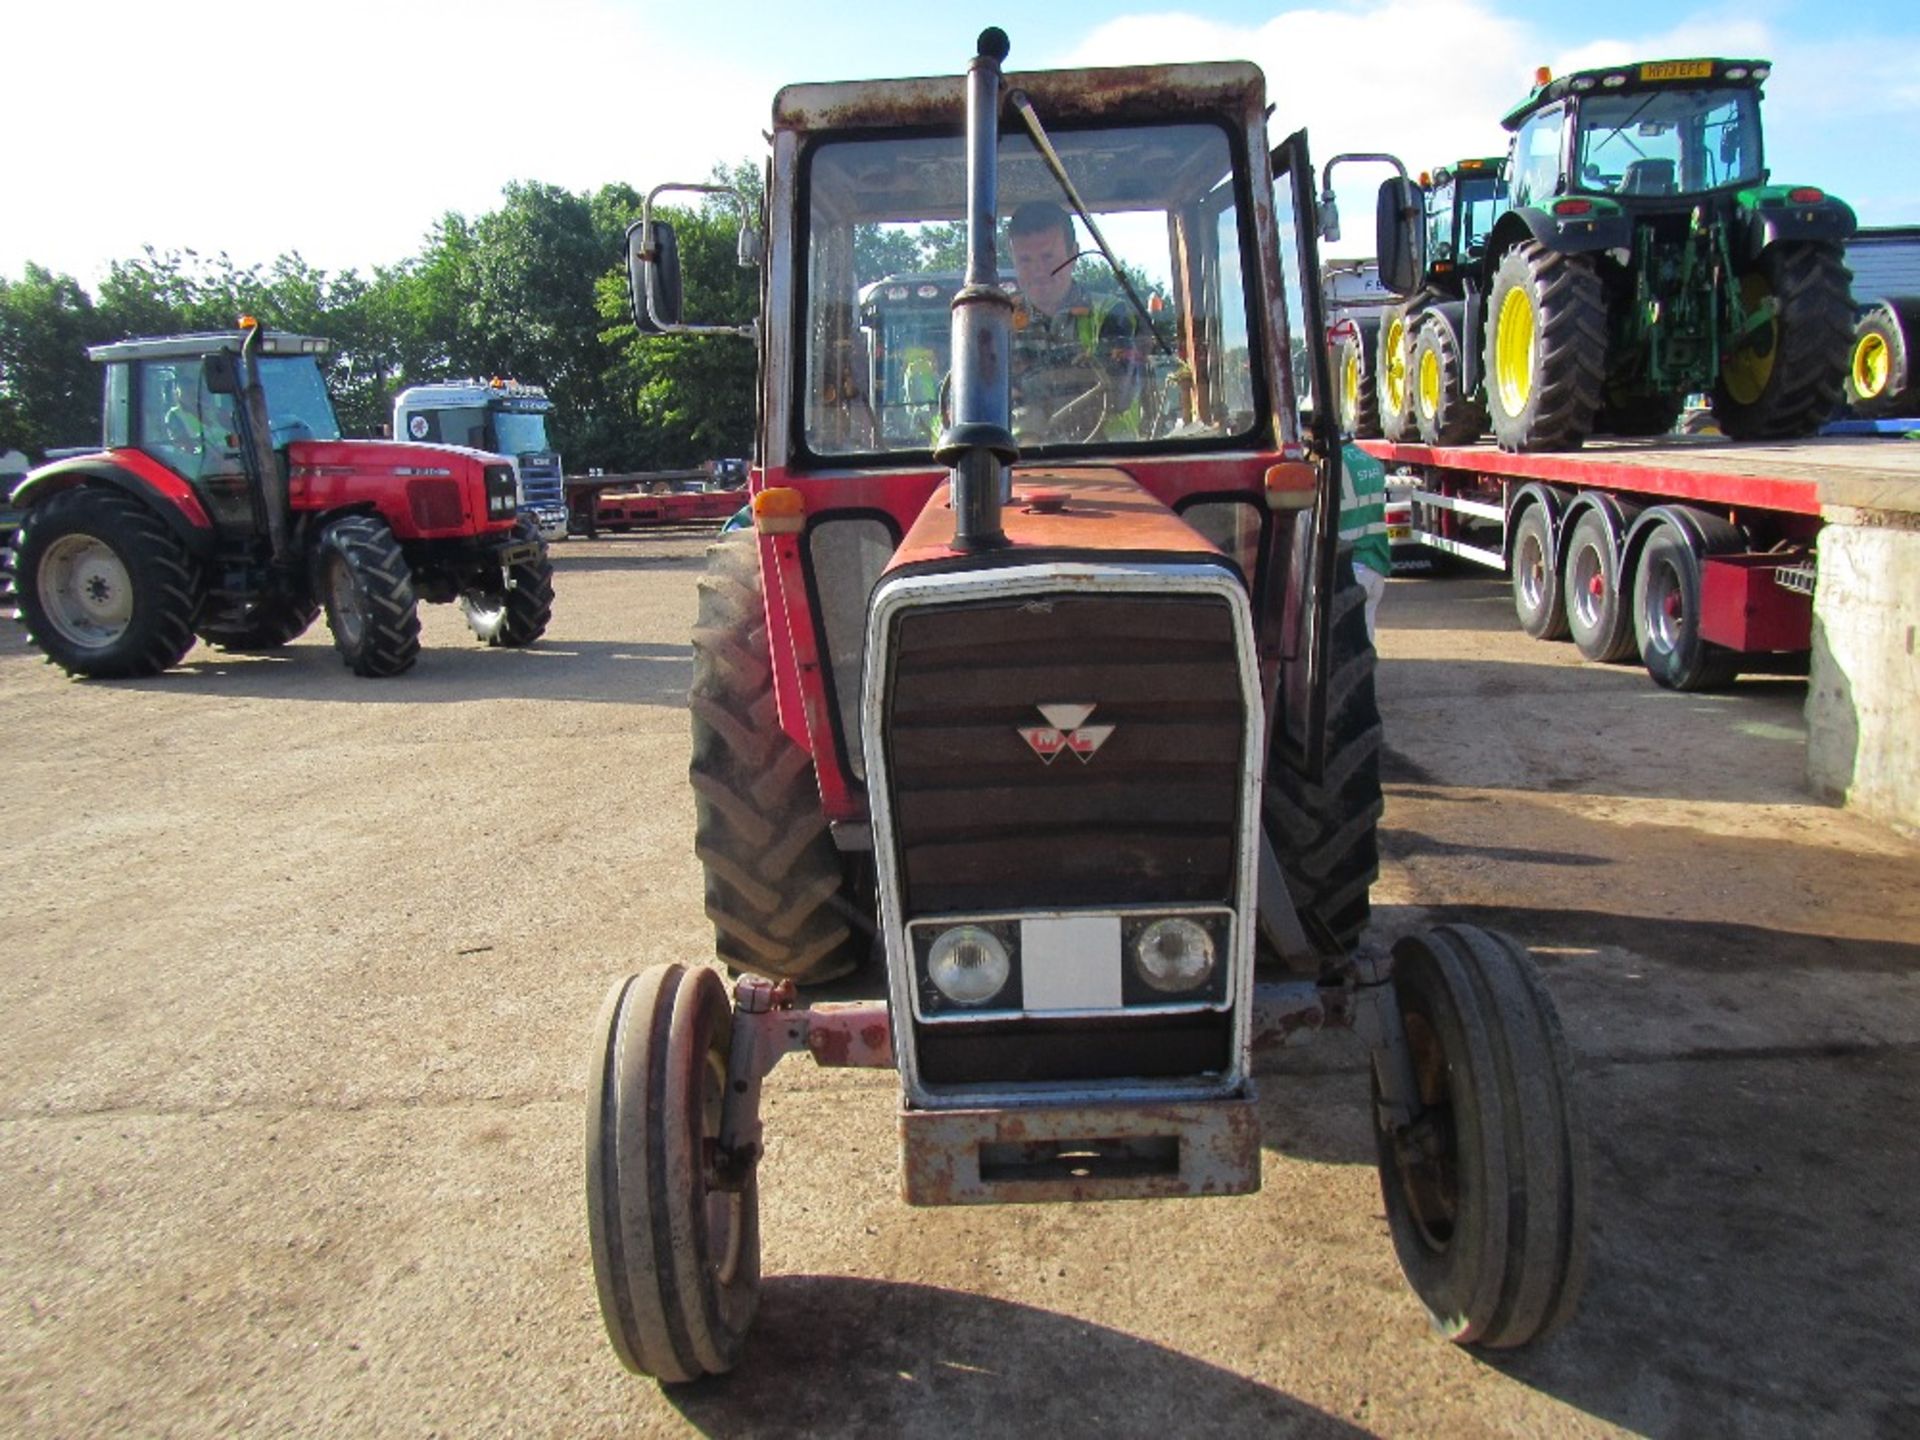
[638,182,760,340]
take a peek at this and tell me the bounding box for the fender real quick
[10,451,216,558]
[1502,482,1572,569]
[1487,206,1632,262]
[1733,189,1857,264]
[1554,489,1638,579]
[1623,503,1745,578]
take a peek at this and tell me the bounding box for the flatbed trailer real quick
[562,469,747,537]
[1359,434,1920,690]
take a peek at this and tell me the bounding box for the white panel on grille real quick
[1020,916,1122,1011]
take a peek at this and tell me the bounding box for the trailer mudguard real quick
[1503,482,1572,568]
[1554,489,1638,577]
[10,452,216,559]
[1487,207,1632,262]
[1733,191,1857,264]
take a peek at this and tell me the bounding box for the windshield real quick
[492,410,551,455]
[1457,175,1503,260]
[803,120,1258,459]
[258,356,341,441]
[1574,87,1762,196]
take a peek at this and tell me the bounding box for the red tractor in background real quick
[6,322,553,678]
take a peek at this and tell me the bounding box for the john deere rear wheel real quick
[1484,242,1605,453]
[1712,242,1853,440]
[690,530,859,985]
[1843,304,1910,420]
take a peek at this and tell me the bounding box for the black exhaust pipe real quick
[932,27,1017,550]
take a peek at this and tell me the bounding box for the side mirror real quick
[1375,176,1425,294]
[627,219,683,335]
[203,351,238,395]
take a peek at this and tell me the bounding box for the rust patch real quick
[803,1001,894,1069]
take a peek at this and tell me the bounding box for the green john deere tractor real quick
[1378,59,1857,451]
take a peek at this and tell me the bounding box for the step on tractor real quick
[586,30,1589,1382]
[1371,59,1856,452]
[6,324,554,678]
[392,377,570,542]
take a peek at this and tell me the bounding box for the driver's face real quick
[1011,226,1074,316]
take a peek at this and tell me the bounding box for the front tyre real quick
[1411,316,1488,447]
[314,514,420,677]
[460,518,554,648]
[1713,242,1853,440]
[1334,324,1381,438]
[15,487,202,678]
[1376,304,1419,443]
[1484,242,1604,453]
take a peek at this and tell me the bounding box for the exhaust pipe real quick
[932,27,1017,550]
[238,324,293,566]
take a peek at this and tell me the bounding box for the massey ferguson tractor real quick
[1371,58,1855,452]
[586,31,1589,1382]
[6,323,553,678]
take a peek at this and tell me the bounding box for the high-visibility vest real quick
[1339,443,1391,577]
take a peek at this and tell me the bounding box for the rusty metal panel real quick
[801,1001,895,1069]
[899,1093,1261,1205]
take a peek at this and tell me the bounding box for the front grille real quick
[884,593,1246,916]
[408,478,465,530]
[916,1010,1232,1086]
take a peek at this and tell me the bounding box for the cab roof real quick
[1502,58,1770,130]
[86,330,329,363]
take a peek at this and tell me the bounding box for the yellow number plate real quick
[1388,525,1412,542]
[1640,60,1714,81]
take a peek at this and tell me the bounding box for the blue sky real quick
[3,1,1915,283]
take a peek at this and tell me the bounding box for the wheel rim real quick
[1383,316,1407,413]
[462,591,505,635]
[1341,347,1361,423]
[1645,556,1685,656]
[699,1037,745,1288]
[1853,332,1890,399]
[326,554,365,648]
[1722,270,1777,405]
[1495,285,1536,415]
[1517,529,1548,613]
[1418,345,1442,420]
[1571,543,1606,629]
[37,533,134,649]
[1396,1010,1460,1250]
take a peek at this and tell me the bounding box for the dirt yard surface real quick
[2,538,1916,1438]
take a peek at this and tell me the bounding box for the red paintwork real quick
[1700,555,1815,652]
[593,488,746,527]
[287,439,515,541]
[17,449,214,533]
[753,454,1281,821]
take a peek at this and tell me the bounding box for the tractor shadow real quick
[663,1275,1372,1439]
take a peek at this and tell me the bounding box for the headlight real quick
[927,925,1012,1006]
[1131,916,1216,993]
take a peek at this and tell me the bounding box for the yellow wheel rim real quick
[1418,344,1442,419]
[1722,270,1777,405]
[1343,346,1361,418]
[1384,315,1407,414]
[1495,285,1536,415]
[1853,331,1890,399]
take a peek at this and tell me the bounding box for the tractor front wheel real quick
[460,518,555,647]
[1484,242,1604,453]
[587,965,761,1382]
[1411,316,1488,447]
[15,486,202,678]
[690,530,859,984]
[1334,324,1381,438]
[1376,304,1420,443]
[314,514,421,677]
[1374,924,1590,1349]
[1843,304,1911,419]
[1713,242,1853,439]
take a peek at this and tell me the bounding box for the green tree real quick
[0,265,112,458]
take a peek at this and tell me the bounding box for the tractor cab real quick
[1422,157,1505,281]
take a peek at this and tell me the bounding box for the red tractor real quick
[7,323,553,678]
[587,31,1589,1380]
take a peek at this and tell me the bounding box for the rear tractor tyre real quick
[1713,242,1853,440]
[15,486,202,678]
[197,595,318,651]
[1593,391,1684,438]
[1374,924,1590,1349]
[1334,324,1382,438]
[314,514,421,677]
[1376,304,1420,443]
[1843,304,1911,419]
[587,965,761,1383]
[1633,520,1743,692]
[460,517,554,648]
[1411,317,1489,447]
[1509,504,1568,641]
[690,530,859,985]
[1562,510,1637,663]
[1484,242,1605,453]
[1263,557,1383,956]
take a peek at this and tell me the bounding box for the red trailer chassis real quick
[563,469,747,537]
[1357,434,1919,687]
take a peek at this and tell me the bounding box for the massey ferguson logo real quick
[1018,704,1115,765]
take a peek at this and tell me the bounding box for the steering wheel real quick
[1014,352,1118,445]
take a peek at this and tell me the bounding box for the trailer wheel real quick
[1335,325,1381,438]
[1844,305,1910,419]
[1509,504,1568,641]
[460,518,554,647]
[1561,510,1636,663]
[1633,522,1742,692]
[1376,305,1420,443]
[1374,924,1590,1349]
[314,514,421,677]
[197,595,319,651]
[15,486,202,678]
[1484,242,1604,453]
[1263,557,1382,954]
[587,965,761,1383]
[1712,242,1853,440]
[690,530,858,984]
[1411,317,1488,447]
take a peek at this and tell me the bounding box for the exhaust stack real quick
[933,27,1017,550]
